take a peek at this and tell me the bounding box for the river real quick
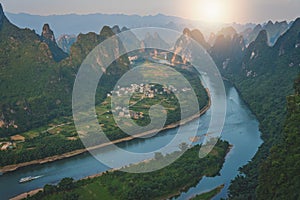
[0,82,262,199]
[176,82,263,199]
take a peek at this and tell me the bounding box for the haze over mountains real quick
[171,17,300,199]
[5,11,292,46]
[6,12,205,36]
[6,10,289,56]
[1,2,300,199]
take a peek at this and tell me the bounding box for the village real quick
[0,134,25,151]
[108,83,192,120]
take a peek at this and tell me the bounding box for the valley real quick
[1,2,300,200]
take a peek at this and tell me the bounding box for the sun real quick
[200,0,223,22]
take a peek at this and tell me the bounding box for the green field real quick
[0,61,208,167]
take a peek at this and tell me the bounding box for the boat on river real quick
[19,175,43,183]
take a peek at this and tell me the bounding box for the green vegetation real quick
[96,61,208,141]
[0,15,70,136]
[3,2,299,198]
[0,129,84,166]
[0,59,207,166]
[191,184,224,200]
[0,9,136,166]
[256,75,300,199]
[0,8,208,167]
[220,19,300,199]
[0,13,129,138]
[25,140,230,200]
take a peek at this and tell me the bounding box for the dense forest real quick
[166,19,300,198]
[217,19,300,199]
[256,75,300,199]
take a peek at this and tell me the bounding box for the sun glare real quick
[204,2,219,20]
[199,0,223,22]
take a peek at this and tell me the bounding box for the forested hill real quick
[0,4,129,136]
[0,4,68,135]
[163,19,299,198]
[256,75,300,199]
[218,19,300,199]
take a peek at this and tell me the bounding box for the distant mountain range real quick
[1,1,298,137]
[1,2,300,198]
[6,11,293,49]
[5,12,206,36]
[5,12,257,37]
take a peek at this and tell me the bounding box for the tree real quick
[58,177,74,191]
[62,193,79,200]
[43,184,57,194]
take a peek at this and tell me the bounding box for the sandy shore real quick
[10,188,43,200]
[1,89,211,174]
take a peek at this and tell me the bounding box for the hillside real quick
[221,19,300,199]
[0,3,129,137]
[256,75,300,199]
[41,24,68,62]
[174,17,300,199]
[1,2,300,198]
[0,3,211,168]
[0,4,70,136]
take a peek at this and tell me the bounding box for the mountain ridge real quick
[0,4,129,135]
[171,17,300,199]
[41,24,68,62]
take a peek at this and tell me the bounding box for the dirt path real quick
[41,122,72,133]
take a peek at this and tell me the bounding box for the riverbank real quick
[10,188,42,200]
[1,82,263,200]
[190,184,225,200]
[164,145,232,200]
[12,140,229,200]
[0,89,211,174]
[10,157,157,200]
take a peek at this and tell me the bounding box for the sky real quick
[1,0,299,23]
